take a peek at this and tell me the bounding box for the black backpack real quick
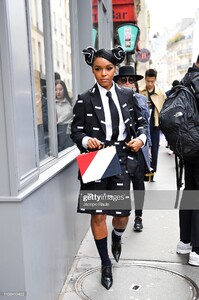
[159,85,199,160]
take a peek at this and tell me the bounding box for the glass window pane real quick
[29,0,51,161]
[51,0,74,152]
[30,0,75,161]
[92,0,99,49]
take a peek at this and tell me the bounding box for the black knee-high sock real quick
[112,228,125,242]
[95,237,111,266]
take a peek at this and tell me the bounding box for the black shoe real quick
[101,265,113,290]
[133,216,143,232]
[112,237,121,262]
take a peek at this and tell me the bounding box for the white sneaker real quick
[176,241,192,254]
[151,172,156,182]
[189,251,199,266]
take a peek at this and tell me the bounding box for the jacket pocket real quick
[126,152,139,176]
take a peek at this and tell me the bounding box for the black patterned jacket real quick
[71,83,148,153]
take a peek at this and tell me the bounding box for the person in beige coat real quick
[139,69,166,179]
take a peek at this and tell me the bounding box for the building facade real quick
[167,19,194,84]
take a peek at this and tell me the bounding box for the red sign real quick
[93,0,133,3]
[113,0,134,4]
[92,0,136,24]
[113,4,136,22]
[136,48,151,63]
[92,5,98,23]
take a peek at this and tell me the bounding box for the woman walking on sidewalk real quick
[71,46,147,289]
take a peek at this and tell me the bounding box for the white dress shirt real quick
[82,82,146,148]
[98,82,127,141]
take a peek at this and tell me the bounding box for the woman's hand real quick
[126,138,144,152]
[87,138,103,149]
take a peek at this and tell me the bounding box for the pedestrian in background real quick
[71,46,148,289]
[165,79,180,97]
[114,65,151,232]
[139,69,166,180]
[55,79,74,151]
[176,55,199,266]
[165,79,180,155]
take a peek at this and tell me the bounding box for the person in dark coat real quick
[165,80,180,97]
[114,65,151,232]
[176,55,199,266]
[71,46,148,289]
[165,80,180,154]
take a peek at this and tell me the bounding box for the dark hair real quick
[55,80,72,105]
[134,81,139,93]
[197,55,199,64]
[82,46,126,66]
[172,80,179,87]
[145,69,157,78]
[54,72,61,80]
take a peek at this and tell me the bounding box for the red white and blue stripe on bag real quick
[76,146,122,183]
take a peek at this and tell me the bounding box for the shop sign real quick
[92,28,97,46]
[117,24,139,52]
[92,0,136,23]
[113,3,136,23]
[136,48,151,62]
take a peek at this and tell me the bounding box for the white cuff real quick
[82,136,91,149]
[137,134,147,148]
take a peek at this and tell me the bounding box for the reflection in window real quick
[55,80,74,151]
[29,0,74,162]
[92,0,99,49]
[51,0,74,152]
[30,0,50,161]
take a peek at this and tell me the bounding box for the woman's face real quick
[92,57,116,90]
[55,83,64,100]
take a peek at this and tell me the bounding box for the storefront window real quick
[50,0,74,152]
[30,0,50,161]
[29,0,74,162]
